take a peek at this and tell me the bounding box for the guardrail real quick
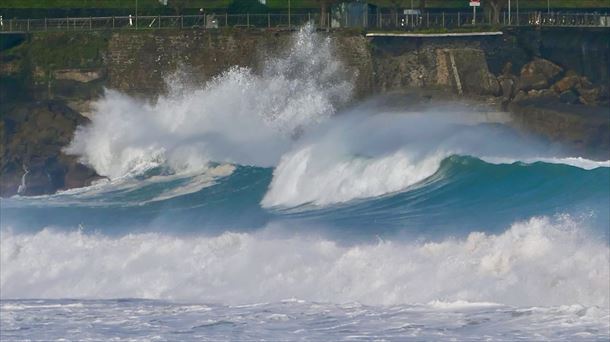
[0,12,608,33]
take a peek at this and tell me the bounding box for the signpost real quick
[470,0,480,25]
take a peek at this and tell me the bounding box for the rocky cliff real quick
[1,27,608,196]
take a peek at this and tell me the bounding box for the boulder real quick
[552,75,580,93]
[527,88,558,99]
[518,58,564,91]
[498,75,518,103]
[577,87,600,105]
[1,100,100,196]
[559,90,579,104]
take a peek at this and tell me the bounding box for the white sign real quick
[470,1,481,6]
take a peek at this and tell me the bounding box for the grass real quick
[267,0,610,10]
[0,0,231,9]
[4,31,110,82]
[2,0,608,10]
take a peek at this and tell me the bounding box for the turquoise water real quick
[2,155,609,240]
[1,24,609,341]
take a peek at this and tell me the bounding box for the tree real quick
[419,0,427,13]
[485,0,508,24]
[227,0,268,14]
[167,0,188,15]
[314,0,341,27]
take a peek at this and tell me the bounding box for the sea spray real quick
[66,24,353,179]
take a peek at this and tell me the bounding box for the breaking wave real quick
[1,216,608,308]
[65,24,352,179]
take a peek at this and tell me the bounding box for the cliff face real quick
[1,27,608,196]
[105,29,374,99]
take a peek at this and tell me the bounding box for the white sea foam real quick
[2,216,608,307]
[1,299,608,341]
[65,24,352,179]
[62,25,608,208]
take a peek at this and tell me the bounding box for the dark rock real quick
[559,90,579,104]
[520,88,559,102]
[577,87,600,105]
[518,58,564,91]
[498,75,518,103]
[0,100,100,197]
[508,100,610,159]
[552,75,580,93]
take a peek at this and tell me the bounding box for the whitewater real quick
[1,25,609,341]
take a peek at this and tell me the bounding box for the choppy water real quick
[1,25,609,341]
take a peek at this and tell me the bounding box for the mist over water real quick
[2,24,609,341]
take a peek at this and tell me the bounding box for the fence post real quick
[158,15,161,28]
[247,13,250,27]
[89,17,92,30]
[327,12,330,29]
[181,15,183,29]
[442,12,445,28]
[225,13,228,27]
[458,12,461,27]
[268,13,270,28]
[27,18,30,32]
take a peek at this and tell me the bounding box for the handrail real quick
[0,12,608,33]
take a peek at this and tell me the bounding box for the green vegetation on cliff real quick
[2,0,608,12]
[3,32,108,84]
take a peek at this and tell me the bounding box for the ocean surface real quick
[1,25,609,341]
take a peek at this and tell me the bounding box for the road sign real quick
[470,1,481,6]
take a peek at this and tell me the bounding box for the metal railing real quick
[0,12,608,33]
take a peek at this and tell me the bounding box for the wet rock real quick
[527,88,558,100]
[577,87,600,105]
[552,75,580,93]
[0,100,100,197]
[498,75,518,104]
[518,58,564,91]
[559,90,579,104]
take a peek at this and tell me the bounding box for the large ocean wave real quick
[1,23,609,341]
